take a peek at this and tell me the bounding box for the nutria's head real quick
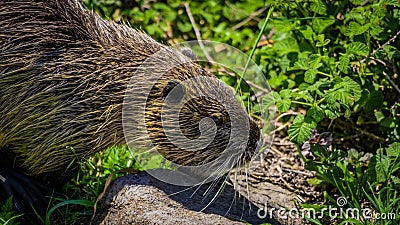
[1,0,265,185]
[123,48,261,175]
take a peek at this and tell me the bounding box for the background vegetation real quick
[1,0,399,224]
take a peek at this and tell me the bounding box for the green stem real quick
[317,97,325,105]
[317,71,332,78]
[291,100,313,107]
[365,30,371,73]
[235,6,274,94]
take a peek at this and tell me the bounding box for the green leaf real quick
[315,34,330,47]
[369,22,383,37]
[380,117,396,128]
[341,77,362,101]
[307,177,324,186]
[308,54,322,69]
[374,110,385,122]
[263,91,280,108]
[274,37,299,55]
[288,115,315,144]
[329,91,350,106]
[274,20,297,32]
[305,69,317,83]
[331,166,345,180]
[177,22,193,32]
[268,73,288,88]
[276,99,291,112]
[344,108,351,118]
[330,149,347,163]
[291,59,309,70]
[307,106,325,122]
[212,22,227,33]
[270,91,281,101]
[368,154,391,183]
[380,0,400,7]
[327,77,362,107]
[383,45,400,60]
[363,90,384,114]
[293,89,312,102]
[338,54,350,73]
[344,21,369,36]
[310,0,327,15]
[279,89,292,99]
[386,142,400,158]
[347,42,369,56]
[325,109,339,119]
[351,0,366,4]
[391,176,400,185]
[299,25,314,41]
[305,160,321,172]
[311,143,328,158]
[312,17,335,33]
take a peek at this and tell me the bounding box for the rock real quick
[93,169,279,225]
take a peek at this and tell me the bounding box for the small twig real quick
[361,29,400,63]
[333,134,362,145]
[266,110,301,135]
[269,145,285,156]
[270,141,295,146]
[274,110,301,122]
[383,71,400,94]
[282,168,314,177]
[245,80,270,93]
[369,57,400,94]
[269,121,291,134]
[183,3,214,62]
[232,6,269,31]
[279,177,295,191]
[336,119,387,143]
[361,0,370,7]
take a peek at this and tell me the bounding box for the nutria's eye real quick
[162,80,185,104]
[210,112,225,126]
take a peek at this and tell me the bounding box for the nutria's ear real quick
[162,80,185,104]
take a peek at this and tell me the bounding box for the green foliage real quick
[63,146,140,203]
[0,197,21,225]
[261,2,400,222]
[48,146,142,224]
[83,0,264,48]
[260,0,400,144]
[368,142,400,184]
[303,142,400,224]
[2,0,398,224]
[44,199,93,225]
[288,114,316,144]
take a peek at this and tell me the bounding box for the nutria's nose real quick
[245,119,262,158]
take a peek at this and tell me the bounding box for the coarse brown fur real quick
[0,0,260,187]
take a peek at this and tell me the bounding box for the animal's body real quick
[0,0,260,220]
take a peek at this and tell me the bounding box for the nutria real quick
[0,0,261,219]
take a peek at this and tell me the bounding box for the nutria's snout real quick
[244,119,262,160]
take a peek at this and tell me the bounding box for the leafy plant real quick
[261,0,400,144]
[302,129,400,224]
[0,197,21,225]
[2,0,399,224]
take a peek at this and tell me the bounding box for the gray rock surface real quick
[93,169,279,225]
